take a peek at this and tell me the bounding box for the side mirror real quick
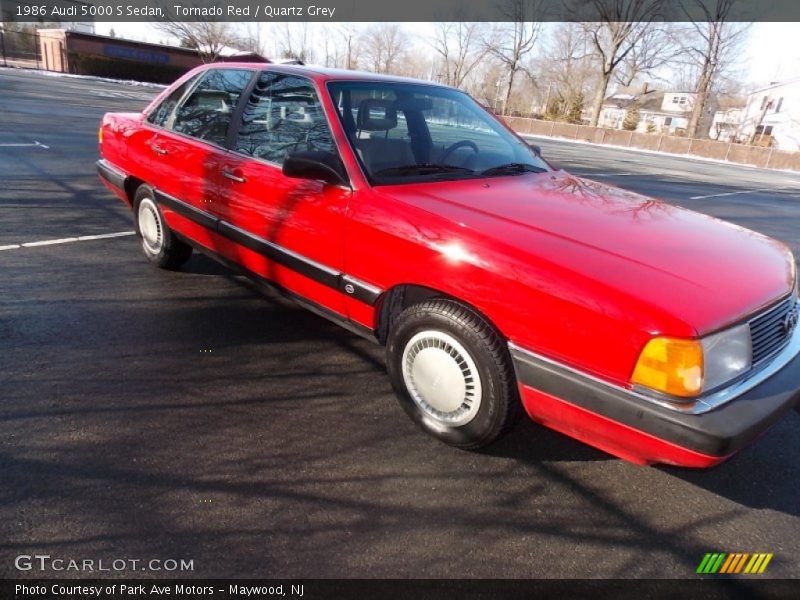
[528,143,543,158]
[283,151,349,187]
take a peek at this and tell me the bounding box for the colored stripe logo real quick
[697,553,773,574]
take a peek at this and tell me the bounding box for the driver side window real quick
[234,72,335,165]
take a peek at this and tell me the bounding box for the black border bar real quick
[6,0,800,23]
[3,578,800,600]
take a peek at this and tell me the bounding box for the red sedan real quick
[98,63,800,467]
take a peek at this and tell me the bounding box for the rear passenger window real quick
[146,73,200,127]
[234,72,336,164]
[172,69,253,146]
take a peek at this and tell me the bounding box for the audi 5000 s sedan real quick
[97,64,800,467]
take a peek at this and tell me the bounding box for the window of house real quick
[146,74,201,127]
[756,125,774,135]
[775,97,783,113]
[234,72,336,165]
[760,96,768,110]
[172,69,255,146]
[664,117,673,126]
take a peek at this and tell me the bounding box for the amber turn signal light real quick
[631,337,704,398]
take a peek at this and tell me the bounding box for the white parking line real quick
[0,140,49,149]
[575,173,637,178]
[689,186,791,200]
[1,230,135,251]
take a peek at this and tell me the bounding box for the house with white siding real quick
[708,107,746,142]
[599,87,699,134]
[737,78,800,151]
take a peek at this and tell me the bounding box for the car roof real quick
[197,62,456,89]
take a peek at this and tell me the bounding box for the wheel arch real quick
[373,283,508,346]
[124,176,146,207]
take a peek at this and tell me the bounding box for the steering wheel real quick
[440,140,479,163]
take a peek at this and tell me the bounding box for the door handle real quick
[221,168,247,183]
[150,144,168,155]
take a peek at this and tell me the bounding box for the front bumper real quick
[510,342,800,467]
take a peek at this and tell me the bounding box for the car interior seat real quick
[353,99,414,173]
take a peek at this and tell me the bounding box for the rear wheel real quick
[133,185,192,270]
[386,299,520,449]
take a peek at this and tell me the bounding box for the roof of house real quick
[749,76,800,95]
[602,90,698,114]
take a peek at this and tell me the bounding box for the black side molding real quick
[155,189,220,233]
[339,275,382,305]
[153,189,382,307]
[96,159,127,192]
[217,221,341,290]
[176,233,378,344]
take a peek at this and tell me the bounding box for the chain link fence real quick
[0,28,41,69]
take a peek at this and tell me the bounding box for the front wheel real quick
[133,185,192,270]
[386,299,520,449]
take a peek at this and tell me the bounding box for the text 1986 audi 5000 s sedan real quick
[97,64,800,467]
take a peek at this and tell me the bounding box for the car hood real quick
[379,171,795,335]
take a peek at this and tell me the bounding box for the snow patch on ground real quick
[0,66,166,89]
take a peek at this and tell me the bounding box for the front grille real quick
[749,295,798,365]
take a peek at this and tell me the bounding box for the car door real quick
[218,71,352,317]
[147,68,255,237]
[122,72,200,180]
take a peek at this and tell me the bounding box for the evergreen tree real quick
[623,103,640,131]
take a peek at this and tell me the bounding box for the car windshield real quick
[327,81,549,185]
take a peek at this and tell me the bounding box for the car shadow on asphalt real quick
[3,248,798,580]
[188,251,800,521]
[660,412,800,519]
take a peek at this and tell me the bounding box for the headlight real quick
[631,323,752,399]
[701,324,752,392]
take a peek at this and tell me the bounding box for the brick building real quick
[37,30,267,83]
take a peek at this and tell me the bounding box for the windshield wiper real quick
[373,164,476,177]
[480,163,546,176]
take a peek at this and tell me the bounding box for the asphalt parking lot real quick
[1,68,799,580]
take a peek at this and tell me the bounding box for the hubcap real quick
[401,330,482,427]
[138,197,163,255]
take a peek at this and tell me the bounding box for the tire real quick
[386,298,521,449]
[133,185,192,270]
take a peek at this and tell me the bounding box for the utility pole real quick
[750,96,774,145]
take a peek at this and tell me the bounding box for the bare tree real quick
[153,21,242,63]
[432,22,490,88]
[486,0,543,115]
[580,0,666,126]
[614,23,682,87]
[338,24,361,70]
[679,0,750,138]
[274,23,315,63]
[538,22,596,120]
[239,23,265,56]
[360,24,408,74]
